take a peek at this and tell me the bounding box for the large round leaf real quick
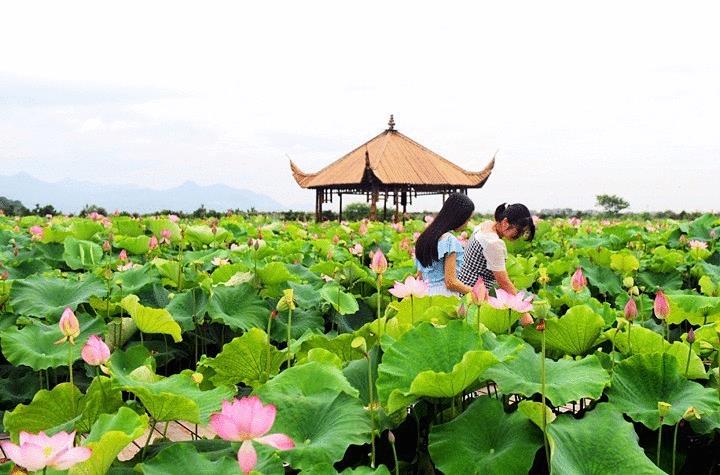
[606,353,720,429]
[206,284,269,331]
[524,305,604,356]
[391,295,459,326]
[484,345,610,407]
[255,362,370,472]
[376,321,506,414]
[428,396,543,475]
[548,404,663,474]
[0,316,105,370]
[319,282,360,315]
[114,235,151,255]
[666,294,720,325]
[63,237,104,270]
[165,287,207,331]
[120,294,182,343]
[9,274,107,321]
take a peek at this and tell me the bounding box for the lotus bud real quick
[57,307,81,345]
[658,401,672,419]
[535,319,546,332]
[119,249,128,261]
[388,430,396,444]
[571,268,587,292]
[270,309,279,320]
[624,298,638,321]
[623,276,634,289]
[102,240,111,252]
[629,286,640,296]
[370,249,388,275]
[457,302,468,318]
[469,278,488,305]
[682,406,701,421]
[654,290,670,320]
[148,235,159,250]
[81,335,111,366]
[0,270,8,280]
[519,313,534,327]
[687,327,696,344]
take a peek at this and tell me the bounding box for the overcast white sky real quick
[1,1,719,213]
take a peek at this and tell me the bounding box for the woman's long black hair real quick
[494,203,535,241]
[415,193,475,267]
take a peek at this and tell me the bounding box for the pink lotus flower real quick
[102,240,111,252]
[210,396,295,475]
[519,313,534,326]
[358,220,369,236]
[391,222,404,232]
[168,214,180,223]
[568,217,582,227]
[29,225,44,241]
[424,215,434,225]
[119,249,128,261]
[332,234,340,244]
[148,235,159,250]
[654,290,670,320]
[469,278,488,305]
[488,288,534,313]
[689,240,708,250]
[370,249,388,274]
[56,308,80,345]
[570,268,587,292]
[389,276,429,299]
[88,212,102,221]
[624,298,638,321]
[81,335,110,366]
[0,431,91,472]
[212,257,229,267]
[159,229,172,245]
[532,215,540,225]
[349,243,363,256]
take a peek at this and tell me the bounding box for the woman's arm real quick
[493,270,518,295]
[444,253,472,294]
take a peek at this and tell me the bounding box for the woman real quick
[414,193,475,296]
[458,203,535,294]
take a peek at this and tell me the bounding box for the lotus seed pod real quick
[658,401,672,418]
[623,276,634,288]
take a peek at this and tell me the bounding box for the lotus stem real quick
[656,420,663,467]
[672,421,680,475]
[627,321,632,354]
[67,343,74,388]
[610,324,621,376]
[507,309,512,334]
[540,324,550,472]
[664,319,669,346]
[476,304,481,337]
[286,308,293,368]
[142,419,156,459]
[390,434,399,475]
[411,295,415,326]
[376,275,383,337]
[366,351,376,468]
[684,342,693,377]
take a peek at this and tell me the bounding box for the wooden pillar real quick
[338,193,343,223]
[382,191,388,221]
[369,188,379,221]
[315,188,323,222]
[394,189,400,223]
[401,190,407,224]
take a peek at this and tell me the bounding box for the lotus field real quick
[1,212,720,474]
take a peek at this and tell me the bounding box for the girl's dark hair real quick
[415,193,475,267]
[494,203,535,241]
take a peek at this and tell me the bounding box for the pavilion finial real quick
[387,114,395,131]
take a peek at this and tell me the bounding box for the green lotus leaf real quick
[292,333,364,363]
[206,284,268,331]
[525,305,604,356]
[517,400,557,430]
[428,397,543,475]
[0,316,105,370]
[548,403,663,474]
[75,376,124,433]
[288,281,324,309]
[579,259,623,296]
[392,295,459,326]
[184,225,232,246]
[165,287,207,331]
[150,257,181,288]
[120,294,182,343]
[205,328,285,388]
[665,294,720,325]
[3,383,82,441]
[606,353,720,429]
[474,304,516,335]
[689,408,720,435]
[664,341,707,380]
[271,308,326,342]
[306,347,344,369]
[146,218,181,242]
[319,282,359,315]
[636,271,684,292]
[111,217,146,237]
[114,235,151,255]
[9,274,107,321]
[70,407,149,475]
[0,369,40,406]
[211,263,248,284]
[255,362,369,472]
[40,224,73,244]
[376,321,501,414]
[112,264,160,295]
[63,237,104,270]
[257,261,298,286]
[110,353,235,423]
[610,251,640,274]
[679,213,718,240]
[484,345,610,407]
[69,220,104,241]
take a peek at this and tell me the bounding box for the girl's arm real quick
[444,253,472,294]
[493,270,518,295]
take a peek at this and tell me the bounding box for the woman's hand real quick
[493,270,518,295]
[444,253,472,294]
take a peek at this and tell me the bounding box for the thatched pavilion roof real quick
[290,117,495,190]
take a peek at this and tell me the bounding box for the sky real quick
[1,1,719,213]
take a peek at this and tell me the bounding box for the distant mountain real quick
[0,173,286,213]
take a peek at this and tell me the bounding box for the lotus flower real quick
[469,278,487,305]
[148,235,159,250]
[389,276,429,299]
[102,240,111,252]
[118,249,128,261]
[210,396,295,475]
[358,220,368,236]
[0,431,91,472]
[56,308,80,345]
[654,290,670,319]
[488,288,534,313]
[370,249,388,274]
[159,229,172,245]
[624,298,638,321]
[212,257,229,267]
[29,225,44,241]
[687,327,696,344]
[168,214,180,223]
[688,240,708,250]
[519,313,534,326]
[391,222,404,232]
[81,335,110,366]
[424,215,434,225]
[568,217,582,227]
[570,268,587,292]
[349,243,363,256]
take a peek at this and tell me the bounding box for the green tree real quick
[595,194,630,215]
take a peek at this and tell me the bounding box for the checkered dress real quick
[458,235,498,288]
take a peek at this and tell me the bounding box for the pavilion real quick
[290,116,496,222]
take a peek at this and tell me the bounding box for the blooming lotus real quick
[81,335,110,366]
[29,225,44,241]
[148,235,159,250]
[688,240,708,250]
[570,268,587,292]
[210,396,295,475]
[159,229,172,245]
[349,243,363,256]
[389,276,429,299]
[654,290,670,319]
[469,278,487,305]
[55,308,80,345]
[358,220,368,236]
[568,217,581,227]
[488,288,534,313]
[370,249,388,274]
[1,431,91,472]
[168,214,180,223]
[391,222,404,232]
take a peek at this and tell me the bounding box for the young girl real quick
[458,203,535,294]
[415,193,475,296]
